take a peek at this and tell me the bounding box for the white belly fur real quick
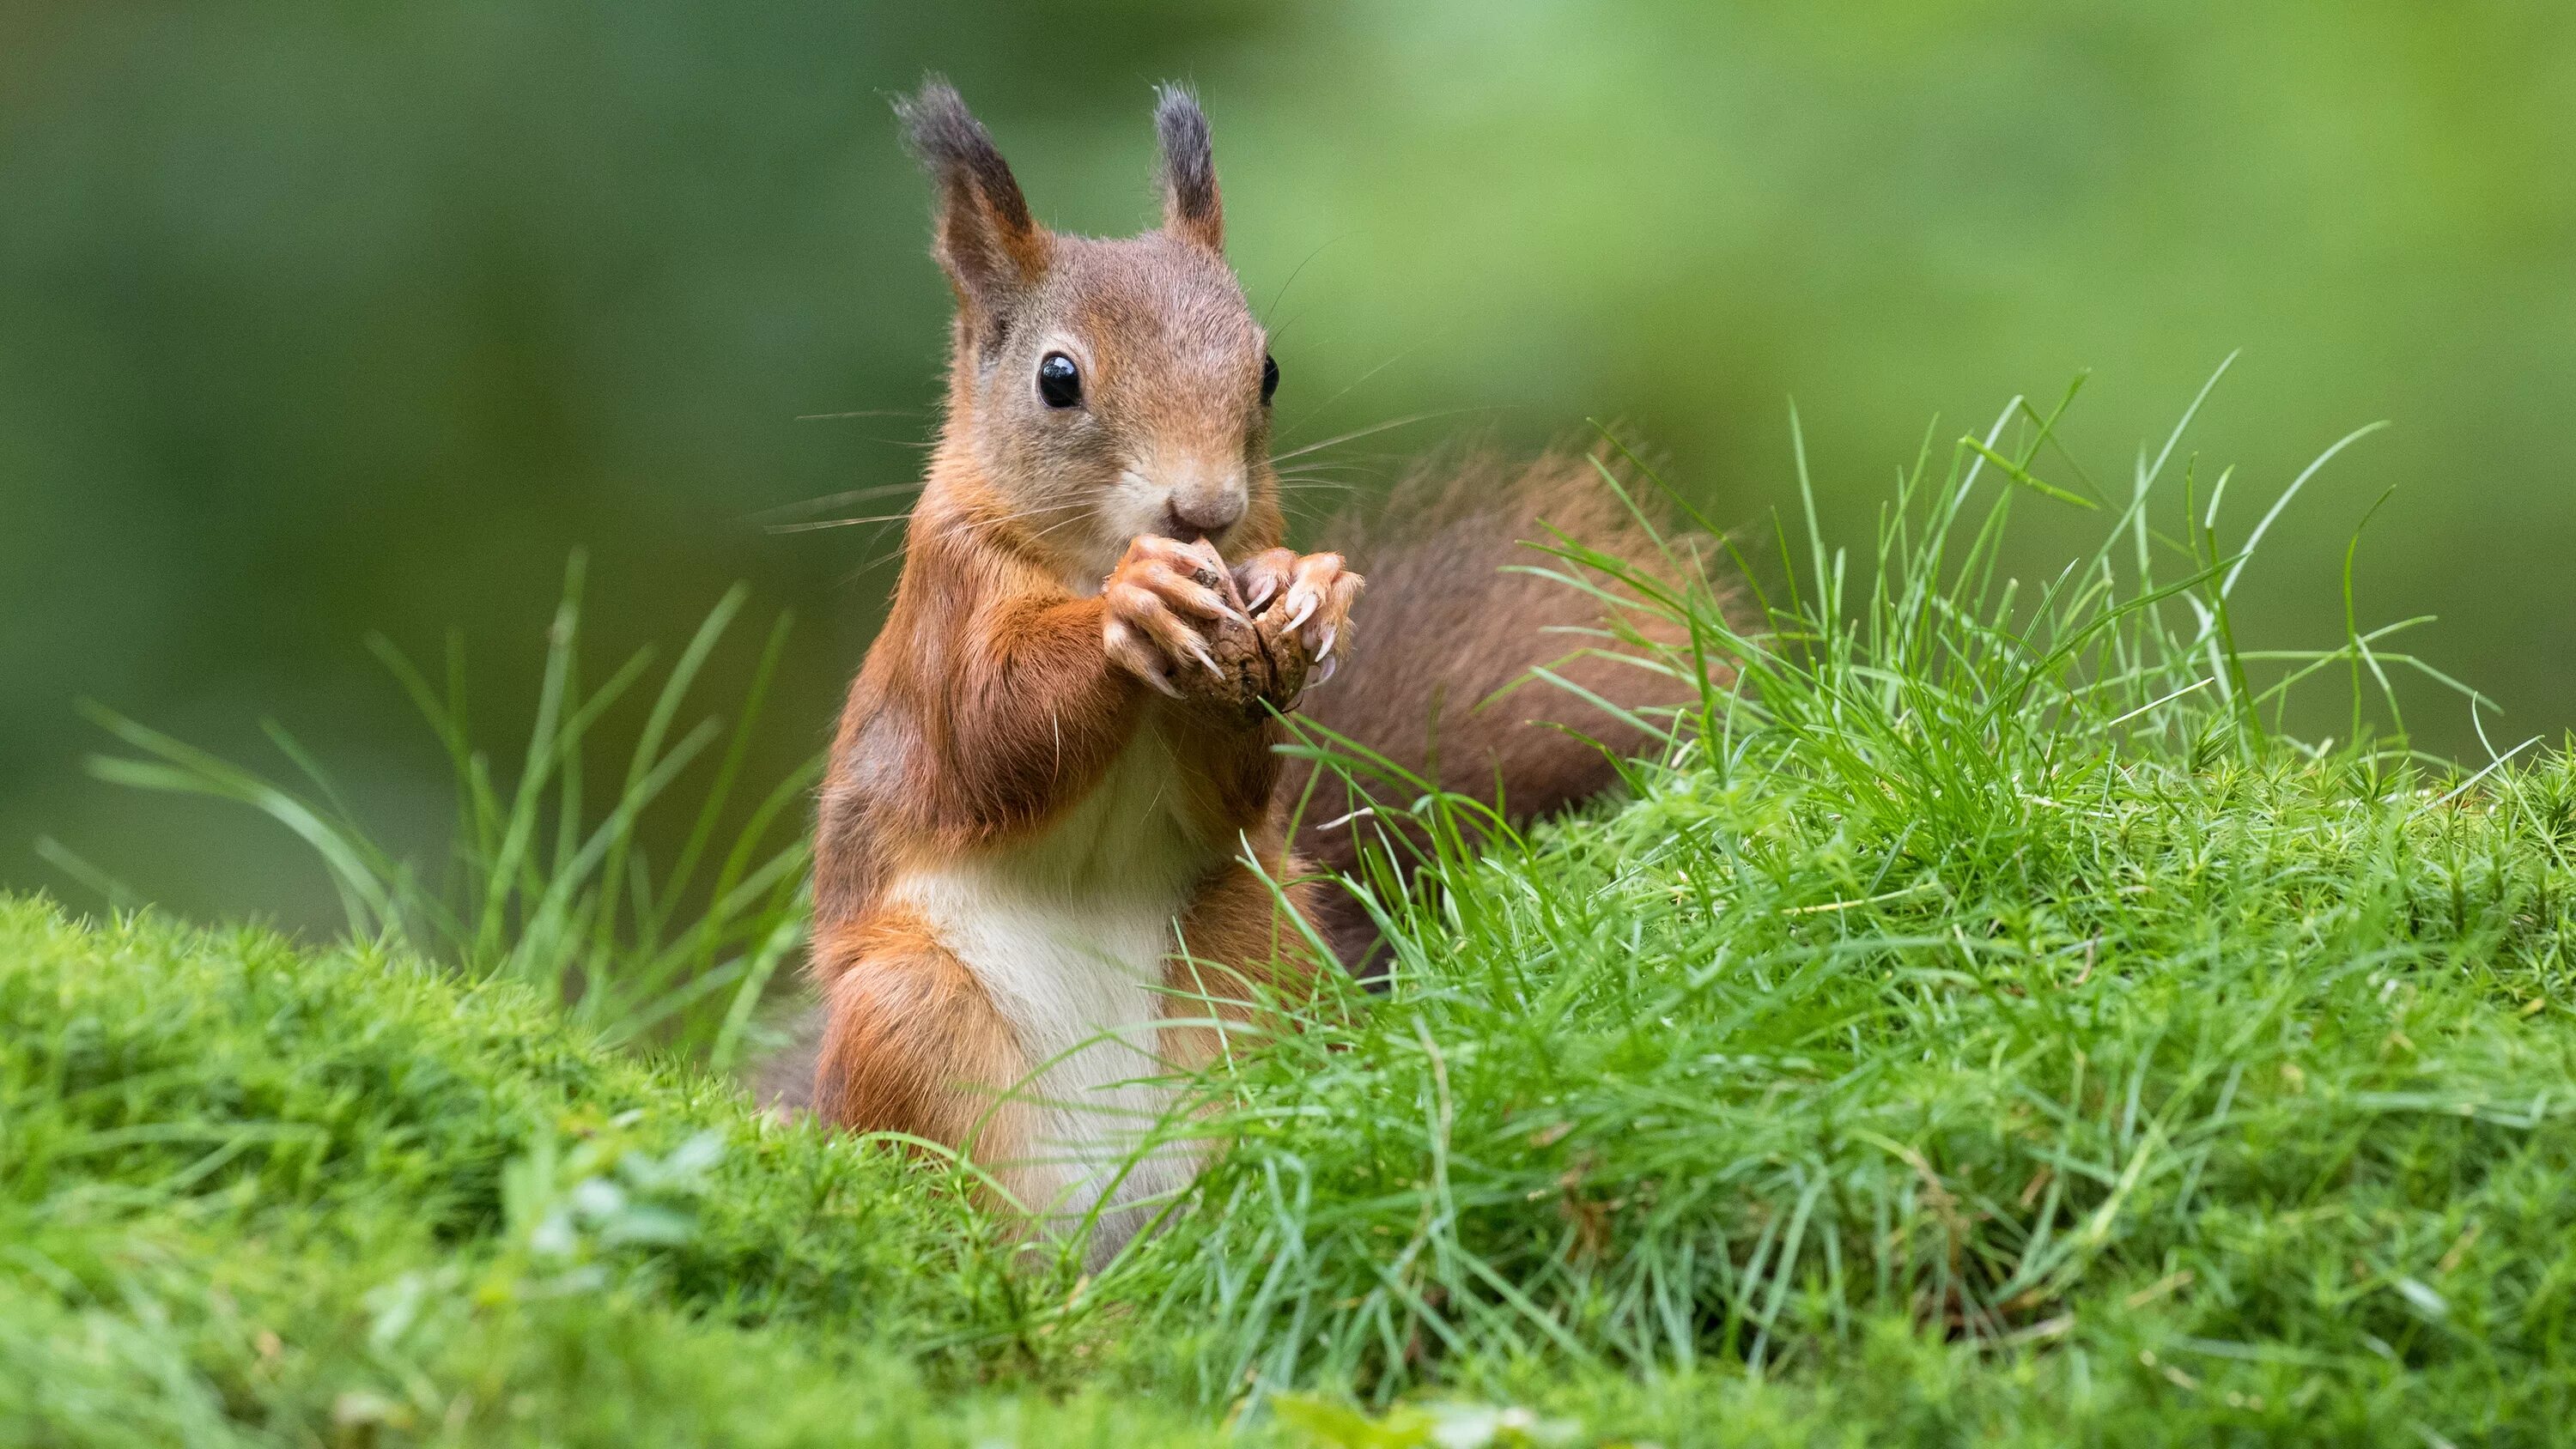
[885,731,1218,1262]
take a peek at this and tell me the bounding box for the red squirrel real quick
[796,79,1703,1262]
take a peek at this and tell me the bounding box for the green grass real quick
[63,550,817,1066]
[0,899,1235,1446]
[19,377,2576,1445]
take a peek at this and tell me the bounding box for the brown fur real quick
[787,82,1721,1249]
[1288,448,1713,968]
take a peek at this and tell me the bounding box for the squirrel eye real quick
[1036,352,1082,409]
[1260,352,1279,405]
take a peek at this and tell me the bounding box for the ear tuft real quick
[895,76,1045,323]
[1153,82,1223,252]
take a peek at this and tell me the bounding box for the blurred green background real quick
[5,1,2572,931]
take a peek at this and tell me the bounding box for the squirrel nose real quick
[1165,484,1246,537]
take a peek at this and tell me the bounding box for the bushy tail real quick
[1286,448,1728,973]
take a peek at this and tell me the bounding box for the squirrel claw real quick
[1232,549,1297,618]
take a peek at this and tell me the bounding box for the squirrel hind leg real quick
[809,908,1184,1266]
[807,912,1045,1210]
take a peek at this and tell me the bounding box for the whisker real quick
[795,408,923,421]
[764,512,917,536]
[1022,512,1091,546]
[832,495,1084,576]
[1283,346,1424,432]
[936,498,1089,547]
[1270,407,1502,465]
[744,481,925,524]
[1259,234,1348,340]
[867,499,1095,578]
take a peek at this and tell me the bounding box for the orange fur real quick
[811,909,1030,1179]
[794,81,1721,1259]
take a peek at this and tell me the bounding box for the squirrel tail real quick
[1286,447,1728,974]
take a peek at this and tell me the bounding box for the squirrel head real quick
[897,78,1282,583]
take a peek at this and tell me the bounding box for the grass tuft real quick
[75,551,817,1063]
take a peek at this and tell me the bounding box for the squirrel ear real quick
[896,77,1047,324]
[1153,83,1223,253]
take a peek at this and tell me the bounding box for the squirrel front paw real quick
[1102,538,1364,713]
[1102,535,1242,700]
[1233,548,1364,700]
